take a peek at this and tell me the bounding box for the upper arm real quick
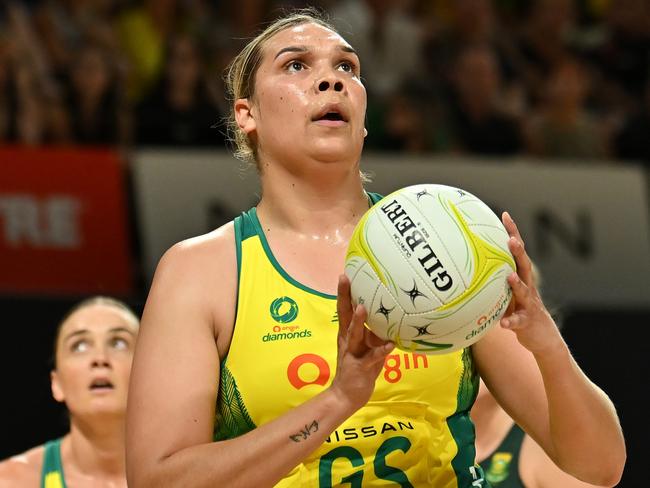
[472,324,551,453]
[126,224,237,481]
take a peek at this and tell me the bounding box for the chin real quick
[311,141,362,163]
[86,397,127,413]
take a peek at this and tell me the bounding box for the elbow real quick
[557,441,626,487]
[127,449,188,488]
[602,438,627,487]
[600,451,626,487]
[126,457,164,488]
[126,467,151,488]
[127,467,166,488]
[587,470,624,488]
[579,447,626,487]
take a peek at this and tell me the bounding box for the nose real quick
[317,79,344,92]
[91,347,111,368]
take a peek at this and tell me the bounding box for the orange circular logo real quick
[287,353,330,389]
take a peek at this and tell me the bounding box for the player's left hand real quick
[500,212,564,356]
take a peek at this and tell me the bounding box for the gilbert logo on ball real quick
[345,184,516,354]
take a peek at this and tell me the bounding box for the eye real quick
[286,60,305,73]
[110,337,130,351]
[71,339,89,353]
[338,61,355,73]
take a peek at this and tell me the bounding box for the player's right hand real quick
[330,274,395,413]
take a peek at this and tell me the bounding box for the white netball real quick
[345,184,516,355]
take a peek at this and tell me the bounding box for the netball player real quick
[126,10,625,487]
[0,297,139,488]
[473,378,606,488]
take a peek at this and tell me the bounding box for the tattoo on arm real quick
[289,420,319,443]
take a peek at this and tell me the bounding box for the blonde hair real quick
[224,8,337,165]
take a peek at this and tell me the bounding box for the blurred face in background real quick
[545,61,588,110]
[454,45,499,113]
[51,303,138,420]
[167,35,202,90]
[72,46,111,102]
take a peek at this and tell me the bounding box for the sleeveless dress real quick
[215,195,489,487]
[41,439,66,488]
[479,424,526,487]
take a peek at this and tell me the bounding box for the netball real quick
[345,184,516,355]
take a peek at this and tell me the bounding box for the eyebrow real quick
[274,45,359,60]
[63,326,136,343]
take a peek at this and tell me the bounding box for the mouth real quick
[89,378,114,392]
[312,104,349,126]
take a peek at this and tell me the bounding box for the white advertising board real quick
[133,151,650,308]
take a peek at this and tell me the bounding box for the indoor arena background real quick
[1,1,648,486]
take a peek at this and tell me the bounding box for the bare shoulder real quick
[127,222,238,471]
[520,435,601,488]
[151,222,237,341]
[0,445,44,487]
[156,222,236,286]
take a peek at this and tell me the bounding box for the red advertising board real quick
[0,147,133,295]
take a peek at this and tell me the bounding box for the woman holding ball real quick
[126,9,625,487]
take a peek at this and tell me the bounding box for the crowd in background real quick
[0,0,649,164]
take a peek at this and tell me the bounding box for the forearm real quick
[536,343,625,485]
[132,388,354,488]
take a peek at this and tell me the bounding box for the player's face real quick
[51,304,138,419]
[242,22,367,166]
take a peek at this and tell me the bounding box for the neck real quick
[257,156,368,237]
[472,393,515,463]
[63,414,126,478]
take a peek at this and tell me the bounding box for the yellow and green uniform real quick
[41,439,66,488]
[215,195,488,487]
[479,425,526,487]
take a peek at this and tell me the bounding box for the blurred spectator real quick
[330,0,422,100]
[0,2,60,145]
[0,45,45,145]
[525,57,607,159]
[59,42,129,146]
[365,90,429,153]
[445,44,523,156]
[0,0,646,166]
[229,0,267,38]
[33,0,124,79]
[515,0,579,104]
[420,0,528,124]
[116,0,180,102]
[588,0,650,115]
[136,34,225,147]
[422,0,517,79]
[614,80,650,166]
